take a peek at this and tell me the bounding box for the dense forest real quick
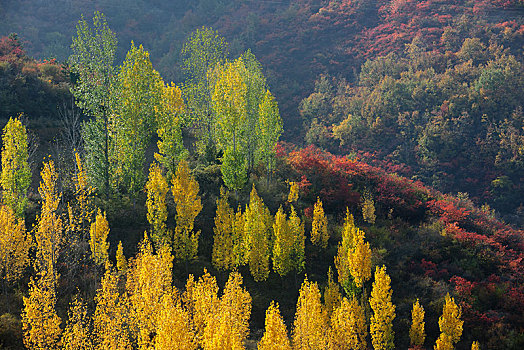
[0,1,523,350]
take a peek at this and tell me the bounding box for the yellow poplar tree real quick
[116,241,128,273]
[1,116,31,217]
[287,181,299,203]
[155,82,187,179]
[272,206,292,277]
[89,209,110,266]
[61,296,94,350]
[434,293,463,350]
[289,205,305,273]
[292,277,329,350]
[334,209,355,292]
[330,297,367,350]
[311,197,328,248]
[67,152,94,238]
[183,269,219,346]
[156,292,197,350]
[22,271,61,350]
[323,267,342,318]
[93,263,131,350]
[146,162,169,248]
[0,205,31,284]
[348,225,372,289]
[172,159,202,262]
[35,160,63,278]
[244,185,271,281]
[410,299,425,348]
[203,271,252,350]
[471,341,480,350]
[126,233,174,349]
[258,301,291,350]
[232,206,248,267]
[370,266,396,350]
[212,187,234,271]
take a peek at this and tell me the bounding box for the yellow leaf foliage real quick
[335,209,371,291]
[330,297,367,350]
[116,241,128,273]
[94,263,132,350]
[287,180,299,203]
[361,190,376,224]
[311,197,329,248]
[434,334,454,350]
[126,234,174,349]
[0,205,31,284]
[146,162,169,248]
[272,206,292,277]
[155,292,197,350]
[35,160,63,277]
[68,152,94,237]
[203,271,252,350]
[258,301,291,350]
[61,296,94,350]
[244,185,272,281]
[1,116,31,217]
[348,225,372,289]
[155,82,187,179]
[232,206,248,267]
[89,209,110,266]
[172,159,202,262]
[323,267,342,318]
[370,266,396,350]
[183,269,219,346]
[435,293,463,349]
[212,187,234,271]
[22,271,61,350]
[410,299,425,347]
[471,341,480,350]
[289,205,305,274]
[292,277,329,350]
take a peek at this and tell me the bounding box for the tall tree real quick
[311,197,329,248]
[323,267,342,318]
[171,160,202,263]
[183,269,219,347]
[330,297,367,350]
[370,266,395,350]
[410,299,425,348]
[0,205,31,285]
[288,205,305,274]
[435,293,463,350]
[211,59,248,190]
[1,116,31,217]
[155,82,187,179]
[67,152,94,239]
[272,206,292,277]
[257,89,283,178]
[202,271,252,350]
[156,292,197,350]
[61,296,94,350]
[126,234,174,349]
[292,277,329,350]
[35,160,62,279]
[112,42,163,195]
[212,187,234,271]
[258,301,291,350]
[146,162,169,249]
[181,27,228,158]
[89,209,110,266]
[244,185,271,282]
[22,271,61,350]
[93,263,132,350]
[69,11,117,198]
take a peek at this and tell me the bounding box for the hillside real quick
[0,2,523,349]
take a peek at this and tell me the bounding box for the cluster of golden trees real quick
[0,116,479,349]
